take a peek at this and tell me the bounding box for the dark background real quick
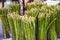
[0,0,46,2]
[0,0,19,2]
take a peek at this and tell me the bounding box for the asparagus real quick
[7,13,24,40]
[7,13,16,40]
[0,8,10,39]
[55,6,60,38]
[10,3,20,15]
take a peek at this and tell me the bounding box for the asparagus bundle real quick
[22,16,35,40]
[26,2,58,40]
[0,7,10,38]
[38,12,57,40]
[7,13,24,40]
[7,13,16,40]
[38,13,52,40]
[7,13,36,40]
[10,3,20,15]
[46,6,58,40]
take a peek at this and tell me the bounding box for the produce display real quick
[0,1,60,40]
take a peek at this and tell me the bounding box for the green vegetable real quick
[0,8,9,39]
[10,3,20,15]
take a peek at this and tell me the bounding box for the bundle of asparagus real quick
[38,13,47,40]
[0,7,10,38]
[7,13,36,40]
[22,16,35,40]
[26,2,58,40]
[7,13,16,40]
[7,13,24,40]
[47,6,57,40]
[38,5,57,40]
[37,12,56,40]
